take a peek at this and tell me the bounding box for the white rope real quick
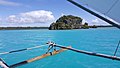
[27,45,47,50]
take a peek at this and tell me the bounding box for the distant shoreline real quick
[0,25,113,30]
[93,25,113,28]
[0,27,49,30]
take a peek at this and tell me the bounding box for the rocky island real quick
[49,15,89,30]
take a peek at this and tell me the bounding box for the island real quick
[49,15,90,30]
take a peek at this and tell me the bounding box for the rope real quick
[0,45,47,55]
[105,0,119,14]
[114,40,120,56]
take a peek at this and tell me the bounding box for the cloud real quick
[0,17,3,23]
[61,13,65,16]
[6,10,55,23]
[92,19,99,23]
[91,18,111,25]
[82,19,88,23]
[0,0,21,6]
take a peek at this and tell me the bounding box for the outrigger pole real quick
[0,45,46,55]
[67,0,120,29]
[55,44,120,61]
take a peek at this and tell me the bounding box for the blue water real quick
[0,27,120,68]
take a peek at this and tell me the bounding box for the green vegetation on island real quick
[49,15,90,30]
[81,23,89,29]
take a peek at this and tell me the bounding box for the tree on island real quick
[81,22,89,29]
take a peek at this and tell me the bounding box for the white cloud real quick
[0,0,21,6]
[6,10,55,23]
[91,18,110,25]
[82,19,88,23]
[0,18,1,20]
[0,18,2,23]
[92,19,99,23]
[61,13,65,16]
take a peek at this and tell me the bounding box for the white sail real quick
[76,0,120,24]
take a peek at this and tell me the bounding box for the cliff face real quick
[49,15,83,30]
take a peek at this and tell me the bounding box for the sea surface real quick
[0,27,120,68]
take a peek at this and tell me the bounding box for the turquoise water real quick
[0,27,120,68]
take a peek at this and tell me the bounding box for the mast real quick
[67,0,120,29]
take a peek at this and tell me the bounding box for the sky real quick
[0,0,110,27]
